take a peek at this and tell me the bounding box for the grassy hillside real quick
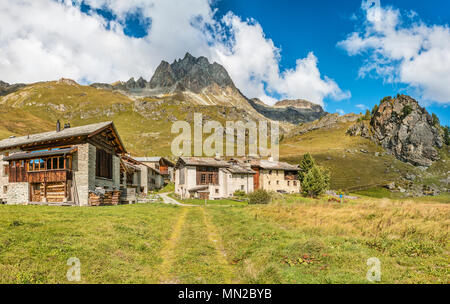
[1,80,448,192]
[280,120,450,191]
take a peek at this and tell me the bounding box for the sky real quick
[0,0,449,125]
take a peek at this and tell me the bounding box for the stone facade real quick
[175,165,254,199]
[257,169,300,194]
[5,182,29,204]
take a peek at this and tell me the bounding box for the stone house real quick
[0,121,126,206]
[250,158,300,194]
[121,155,164,197]
[134,157,175,182]
[174,157,255,199]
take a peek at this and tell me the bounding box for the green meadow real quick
[0,194,448,284]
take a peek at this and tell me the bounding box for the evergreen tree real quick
[444,126,450,146]
[299,153,315,182]
[364,109,371,120]
[371,104,378,115]
[432,113,440,127]
[301,166,330,198]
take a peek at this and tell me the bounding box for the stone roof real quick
[251,159,299,171]
[0,121,125,152]
[226,164,256,174]
[178,157,230,168]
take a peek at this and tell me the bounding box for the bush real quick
[363,109,371,120]
[401,105,412,119]
[233,190,246,197]
[248,190,271,204]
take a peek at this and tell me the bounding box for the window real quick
[241,185,244,190]
[201,174,206,184]
[3,186,7,194]
[287,181,290,186]
[293,181,297,186]
[3,165,8,176]
[268,181,271,185]
[215,189,219,194]
[269,170,272,175]
[208,174,213,184]
[96,149,113,179]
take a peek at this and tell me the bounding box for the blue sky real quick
[212,0,450,125]
[0,0,449,125]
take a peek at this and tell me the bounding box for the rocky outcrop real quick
[0,80,26,96]
[348,95,443,167]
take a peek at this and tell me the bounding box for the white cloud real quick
[338,1,450,104]
[356,104,368,110]
[0,0,349,106]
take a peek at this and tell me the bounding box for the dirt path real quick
[157,205,235,283]
[158,207,188,283]
[159,193,196,207]
[200,207,234,284]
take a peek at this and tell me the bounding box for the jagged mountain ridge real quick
[90,53,326,124]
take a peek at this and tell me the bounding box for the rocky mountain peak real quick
[348,95,443,167]
[148,53,236,94]
[0,80,26,96]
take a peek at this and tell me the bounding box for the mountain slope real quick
[249,98,327,124]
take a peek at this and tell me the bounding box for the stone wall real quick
[72,143,91,206]
[6,182,29,204]
[260,169,300,193]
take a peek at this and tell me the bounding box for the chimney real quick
[56,120,61,132]
[214,152,221,160]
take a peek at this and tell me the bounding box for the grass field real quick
[0,194,448,284]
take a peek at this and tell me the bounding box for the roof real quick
[122,155,162,175]
[251,159,299,171]
[177,157,230,168]
[3,147,77,161]
[134,157,161,162]
[226,164,256,174]
[134,156,175,167]
[0,121,127,153]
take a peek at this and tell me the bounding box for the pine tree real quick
[301,166,330,197]
[299,153,315,182]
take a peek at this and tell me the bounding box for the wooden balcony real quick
[27,170,72,183]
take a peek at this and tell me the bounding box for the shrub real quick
[401,105,412,119]
[363,109,371,120]
[233,190,246,197]
[248,190,271,204]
